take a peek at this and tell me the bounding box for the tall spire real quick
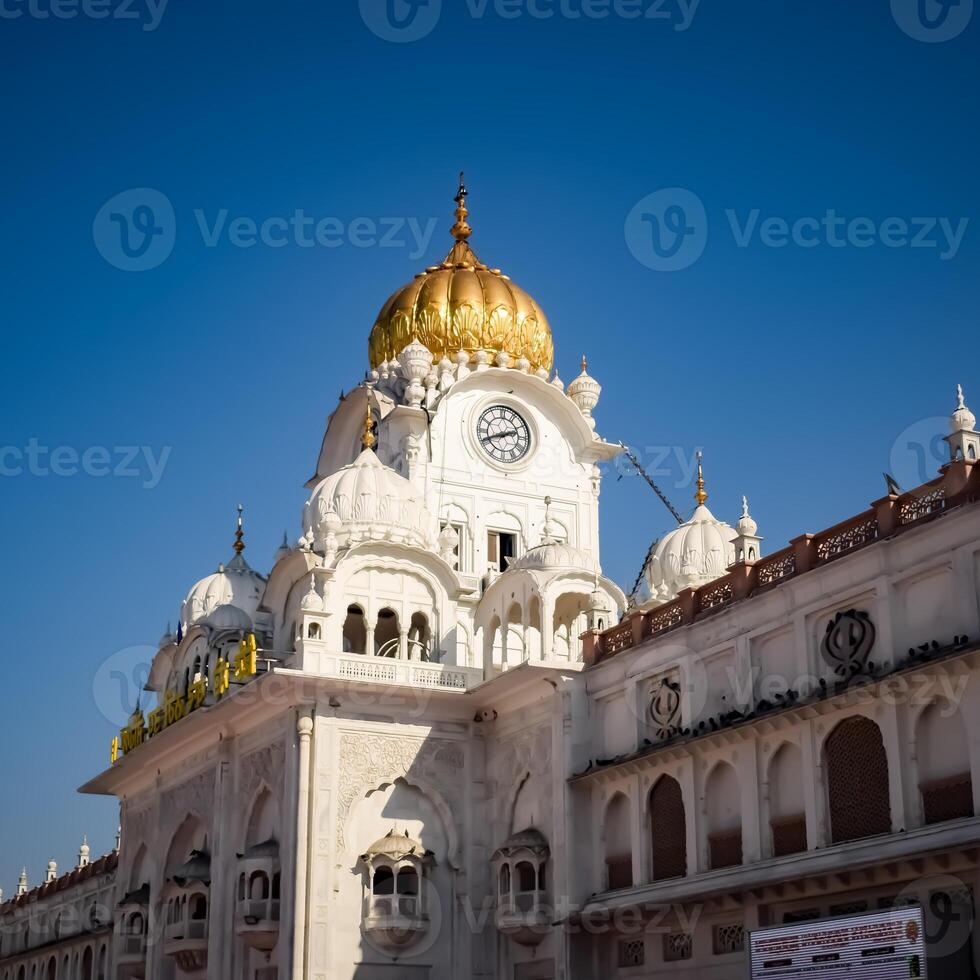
[233,504,245,555]
[695,451,708,506]
[362,390,376,451]
[450,172,471,243]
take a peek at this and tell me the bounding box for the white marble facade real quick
[4,198,980,980]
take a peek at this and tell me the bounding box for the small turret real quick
[946,383,979,463]
[77,836,91,869]
[45,860,57,883]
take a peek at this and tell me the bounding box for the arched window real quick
[249,871,270,900]
[706,763,743,869]
[307,622,321,640]
[372,867,394,896]
[769,743,807,856]
[408,612,430,661]
[238,873,246,901]
[375,608,399,657]
[499,863,511,897]
[45,960,55,980]
[342,605,366,653]
[917,700,974,824]
[505,602,524,666]
[396,867,419,896]
[825,716,891,843]
[272,872,281,900]
[81,947,93,980]
[516,862,537,893]
[189,894,207,921]
[650,776,687,881]
[604,793,633,890]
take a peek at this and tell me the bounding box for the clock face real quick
[477,405,532,464]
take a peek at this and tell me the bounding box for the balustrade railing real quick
[587,459,979,663]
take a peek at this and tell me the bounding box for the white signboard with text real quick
[749,906,928,978]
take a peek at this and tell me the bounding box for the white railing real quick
[319,652,482,691]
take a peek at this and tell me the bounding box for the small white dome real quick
[952,384,976,433]
[511,541,599,574]
[737,495,758,536]
[181,554,265,630]
[202,602,253,631]
[305,449,436,552]
[644,504,737,604]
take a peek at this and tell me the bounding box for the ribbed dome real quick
[644,504,737,604]
[510,541,598,574]
[305,450,436,551]
[367,182,555,374]
[182,554,265,630]
[361,830,426,862]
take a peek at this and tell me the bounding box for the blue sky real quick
[0,0,977,895]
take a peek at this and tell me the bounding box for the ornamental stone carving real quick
[820,609,876,679]
[161,770,215,826]
[335,733,465,851]
[240,740,286,801]
[649,674,682,740]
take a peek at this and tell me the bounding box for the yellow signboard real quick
[110,633,258,764]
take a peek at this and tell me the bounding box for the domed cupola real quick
[644,455,737,605]
[367,176,555,376]
[304,430,437,553]
[180,507,266,630]
[509,497,600,574]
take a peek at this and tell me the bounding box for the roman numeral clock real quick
[476,404,532,464]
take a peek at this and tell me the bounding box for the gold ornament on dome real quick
[367,175,555,375]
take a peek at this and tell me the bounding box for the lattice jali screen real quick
[771,813,807,856]
[712,923,745,955]
[709,828,743,870]
[617,939,645,967]
[650,776,687,881]
[825,716,892,844]
[663,932,693,962]
[921,772,975,824]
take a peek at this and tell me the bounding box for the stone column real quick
[291,711,314,980]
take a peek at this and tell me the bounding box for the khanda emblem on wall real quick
[649,676,682,740]
[820,609,877,679]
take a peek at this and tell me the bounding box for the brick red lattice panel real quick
[826,716,892,844]
[650,776,687,881]
[771,814,807,856]
[921,772,974,825]
[709,829,743,870]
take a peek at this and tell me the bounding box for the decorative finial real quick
[233,504,245,555]
[451,172,471,242]
[362,391,376,450]
[741,494,749,518]
[695,451,708,506]
[957,383,967,410]
[581,354,588,373]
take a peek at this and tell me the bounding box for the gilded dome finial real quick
[451,172,471,242]
[695,451,708,506]
[233,504,245,555]
[362,391,377,451]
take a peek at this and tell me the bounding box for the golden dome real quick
[367,178,555,375]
